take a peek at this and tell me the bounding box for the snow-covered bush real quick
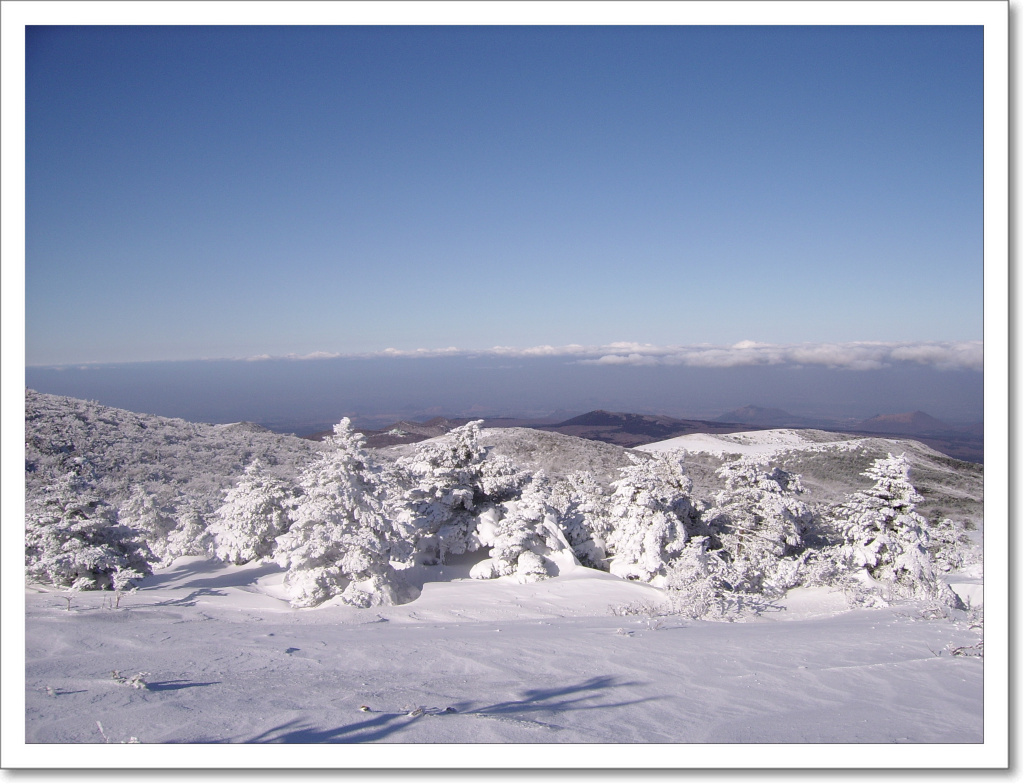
[547,472,613,569]
[470,475,578,582]
[25,473,152,591]
[830,453,963,608]
[164,503,215,561]
[927,517,979,573]
[700,457,814,596]
[210,461,299,564]
[275,420,407,608]
[395,421,527,564]
[605,451,702,586]
[118,488,178,565]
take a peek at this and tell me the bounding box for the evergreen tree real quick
[118,488,177,565]
[471,474,578,582]
[832,453,962,607]
[547,471,613,569]
[274,419,406,608]
[605,451,701,585]
[210,461,298,564]
[26,472,152,590]
[395,421,527,564]
[165,502,215,561]
[701,457,813,595]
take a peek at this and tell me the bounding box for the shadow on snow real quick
[145,679,221,692]
[218,675,657,743]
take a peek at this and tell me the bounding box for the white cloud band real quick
[238,340,983,372]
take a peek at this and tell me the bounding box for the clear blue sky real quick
[26,25,983,366]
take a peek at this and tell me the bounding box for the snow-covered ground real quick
[18,555,987,765]
[637,428,865,458]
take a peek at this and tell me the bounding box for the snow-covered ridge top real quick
[637,428,867,457]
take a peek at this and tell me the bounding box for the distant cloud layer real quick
[243,340,983,372]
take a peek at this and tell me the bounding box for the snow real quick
[17,555,988,766]
[637,428,855,457]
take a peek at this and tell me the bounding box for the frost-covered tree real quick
[545,472,613,569]
[831,453,962,607]
[701,458,814,595]
[164,502,215,561]
[395,421,527,564]
[118,488,178,565]
[605,451,702,586]
[26,472,152,591]
[210,461,298,564]
[470,474,578,582]
[274,419,406,608]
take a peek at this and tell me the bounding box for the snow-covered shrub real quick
[700,458,814,596]
[164,502,215,561]
[830,453,963,608]
[470,475,578,583]
[210,461,298,564]
[395,421,527,564]
[605,451,702,586]
[547,472,613,569]
[927,517,978,573]
[274,420,407,608]
[662,536,729,618]
[25,473,152,590]
[117,488,178,564]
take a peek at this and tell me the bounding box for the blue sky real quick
[25,24,983,367]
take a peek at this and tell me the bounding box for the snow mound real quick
[637,428,850,457]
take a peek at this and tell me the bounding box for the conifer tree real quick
[210,461,298,564]
[395,421,527,563]
[605,451,701,585]
[274,419,405,608]
[471,474,578,582]
[547,471,613,569]
[118,488,177,565]
[701,457,813,595]
[832,453,962,607]
[26,472,152,590]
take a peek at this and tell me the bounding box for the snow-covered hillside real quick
[25,390,321,514]
[23,556,984,753]
[16,392,990,757]
[639,428,984,539]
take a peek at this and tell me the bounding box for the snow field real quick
[23,557,983,751]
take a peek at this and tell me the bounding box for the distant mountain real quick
[538,410,758,448]
[304,416,476,448]
[856,411,952,436]
[301,405,983,463]
[714,405,822,428]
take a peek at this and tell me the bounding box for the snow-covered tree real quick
[26,472,152,591]
[274,419,406,608]
[470,474,578,582]
[395,421,527,564]
[701,458,813,595]
[546,472,613,569]
[604,451,702,586]
[118,488,178,565]
[164,502,215,561]
[210,461,298,565]
[831,453,962,607]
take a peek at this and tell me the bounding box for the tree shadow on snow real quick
[459,675,658,719]
[145,679,221,692]
[140,559,282,591]
[155,588,227,606]
[230,675,657,743]
[234,712,415,744]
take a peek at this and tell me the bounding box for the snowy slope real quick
[639,428,984,535]
[640,428,884,457]
[21,556,984,758]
